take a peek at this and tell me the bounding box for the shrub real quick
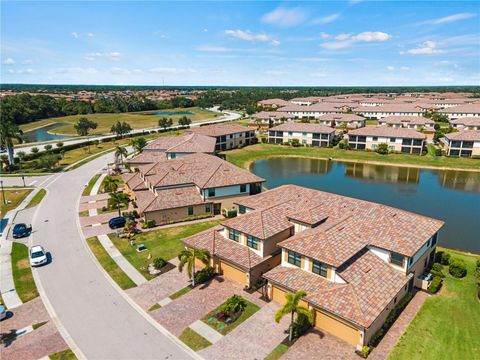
[290,139,301,147]
[432,262,443,272]
[56,142,64,148]
[44,144,53,152]
[338,139,350,150]
[223,209,237,218]
[221,295,247,315]
[261,137,268,143]
[194,266,214,285]
[356,346,372,359]
[434,148,443,156]
[141,219,156,229]
[153,257,167,270]
[375,143,389,155]
[31,147,39,154]
[435,251,451,265]
[428,276,442,294]
[449,258,467,278]
[292,311,312,339]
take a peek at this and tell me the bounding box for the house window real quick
[188,207,194,216]
[205,204,211,213]
[208,188,215,197]
[431,233,438,247]
[312,260,328,278]
[288,132,293,136]
[240,184,247,193]
[394,297,397,304]
[238,205,246,214]
[302,139,307,144]
[390,138,396,142]
[302,132,307,136]
[247,235,259,250]
[390,252,405,266]
[288,251,302,267]
[229,228,239,242]
[170,153,176,159]
[372,137,378,141]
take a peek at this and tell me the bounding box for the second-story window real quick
[312,260,328,278]
[247,235,259,250]
[431,233,438,247]
[240,184,247,193]
[390,252,405,267]
[288,251,302,267]
[208,188,215,197]
[238,205,246,214]
[229,228,239,242]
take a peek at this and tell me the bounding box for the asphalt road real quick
[30,152,194,359]
[15,110,242,154]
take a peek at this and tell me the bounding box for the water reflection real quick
[344,162,420,184]
[438,170,480,193]
[22,123,72,143]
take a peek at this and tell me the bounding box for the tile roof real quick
[138,153,265,190]
[380,116,434,125]
[235,185,443,258]
[348,126,426,139]
[251,111,292,119]
[142,133,216,154]
[317,114,365,122]
[269,122,336,134]
[140,186,208,213]
[450,117,480,127]
[123,173,148,191]
[182,227,268,269]
[444,130,480,141]
[128,151,167,164]
[353,104,424,113]
[277,103,345,113]
[439,104,480,114]
[189,124,252,137]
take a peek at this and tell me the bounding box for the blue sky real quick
[1,1,479,86]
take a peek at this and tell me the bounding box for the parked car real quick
[29,245,48,267]
[108,216,126,229]
[0,305,6,321]
[12,223,32,239]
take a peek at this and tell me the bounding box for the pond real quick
[153,111,193,116]
[22,123,72,143]
[250,157,480,254]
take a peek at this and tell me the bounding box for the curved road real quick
[30,152,195,359]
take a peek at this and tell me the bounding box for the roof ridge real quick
[165,133,195,152]
[201,162,223,188]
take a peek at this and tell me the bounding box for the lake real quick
[22,123,72,143]
[250,157,480,254]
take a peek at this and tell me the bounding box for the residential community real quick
[1,1,479,360]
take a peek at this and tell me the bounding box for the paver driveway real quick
[80,193,110,203]
[282,329,357,360]
[200,301,290,360]
[78,199,108,211]
[151,276,266,336]
[79,211,118,226]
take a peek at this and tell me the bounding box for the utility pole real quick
[0,180,5,205]
[22,175,26,187]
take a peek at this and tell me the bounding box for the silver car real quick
[29,245,48,267]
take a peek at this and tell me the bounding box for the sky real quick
[1,1,479,86]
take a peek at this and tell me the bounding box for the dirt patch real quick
[17,258,30,269]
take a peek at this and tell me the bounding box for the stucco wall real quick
[145,203,211,225]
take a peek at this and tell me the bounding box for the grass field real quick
[49,349,78,360]
[264,344,290,360]
[26,188,47,208]
[20,107,219,135]
[1,189,33,216]
[388,248,480,360]
[223,143,480,171]
[86,237,136,290]
[12,242,39,302]
[109,219,223,280]
[179,328,212,351]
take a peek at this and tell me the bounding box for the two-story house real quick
[268,123,336,147]
[441,130,480,157]
[188,124,256,151]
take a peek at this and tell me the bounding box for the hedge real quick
[449,258,467,278]
[427,276,442,294]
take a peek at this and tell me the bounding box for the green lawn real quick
[82,174,101,196]
[148,303,161,312]
[49,349,78,360]
[86,237,136,290]
[264,343,290,360]
[178,328,212,351]
[366,119,379,126]
[109,219,223,280]
[11,242,39,302]
[99,174,124,193]
[26,188,47,208]
[19,107,218,135]
[201,296,260,335]
[170,286,193,300]
[1,189,32,217]
[223,143,480,171]
[388,248,480,360]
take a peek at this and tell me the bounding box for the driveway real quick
[151,276,266,336]
[31,152,193,359]
[282,329,357,360]
[200,301,290,360]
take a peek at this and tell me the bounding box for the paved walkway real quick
[200,301,289,360]
[80,193,110,203]
[78,200,108,211]
[282,329,357,360]
[126,258,191,311]
[190,320,224,344]
[97,234,147,285]
[369,291,429,360]
[82,223,113,238]
[79,211,118,227]
[0,240,23,308]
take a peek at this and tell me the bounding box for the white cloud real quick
[84,52,122,61]
[265,70,288,76]
[320,32,331,39]
[21,59,34,65]
[16,68,34,74]
[87,32,94,37]
[203,29,208,32]
[312,13,340,25]
[387,66,395,71]
[149,67,196,75]
[2,57,15,65]
[400,66,410,71]
[261,6,308,27]
[401,41,443,55]
[195,45,228,52]
[71,32,79,39]
[56,67,98,75]
[225,29,279,45]
[320,31,391,49]
[428,12,477,25]
[110,67,130,75]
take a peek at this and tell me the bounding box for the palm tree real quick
[178,248,211,287]
[275,290,313,342]
[114,146,128,167]
[0,121,23,165]
[108,192,130,216]
[103,176,120,193]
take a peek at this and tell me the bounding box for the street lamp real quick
[0,180,5,205]
[22,175,25,187]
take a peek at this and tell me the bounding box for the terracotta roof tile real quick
[348,126,426,139]
[270,123,335,134]
[189,124,252,137]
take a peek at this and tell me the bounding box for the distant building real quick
[188,124,256,151]
[250,111,294,128]
[317,114,366,129]
[378,116,435,132]
[438,104,480,119]
[268,122,336,147]
[348,126,426,154]
[441,130,480,157]
[450,117,480,131]
[353,104,424,119]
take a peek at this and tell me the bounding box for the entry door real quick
[408,277,414,292]
[213,203,221,215]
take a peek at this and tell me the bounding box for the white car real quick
[29,245,48,267]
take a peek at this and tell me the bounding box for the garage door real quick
[271,286,287,304]
[219,261,247,285]
[315,309,360,347]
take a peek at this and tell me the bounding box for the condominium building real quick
[188,124,256,151]
[450,117,480,130]
[441,130,480,157]
[348,127,426,154]
[378,116,435,132]
[268,123,336,147]
[439,104,480,119]
[316,114,366,129]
